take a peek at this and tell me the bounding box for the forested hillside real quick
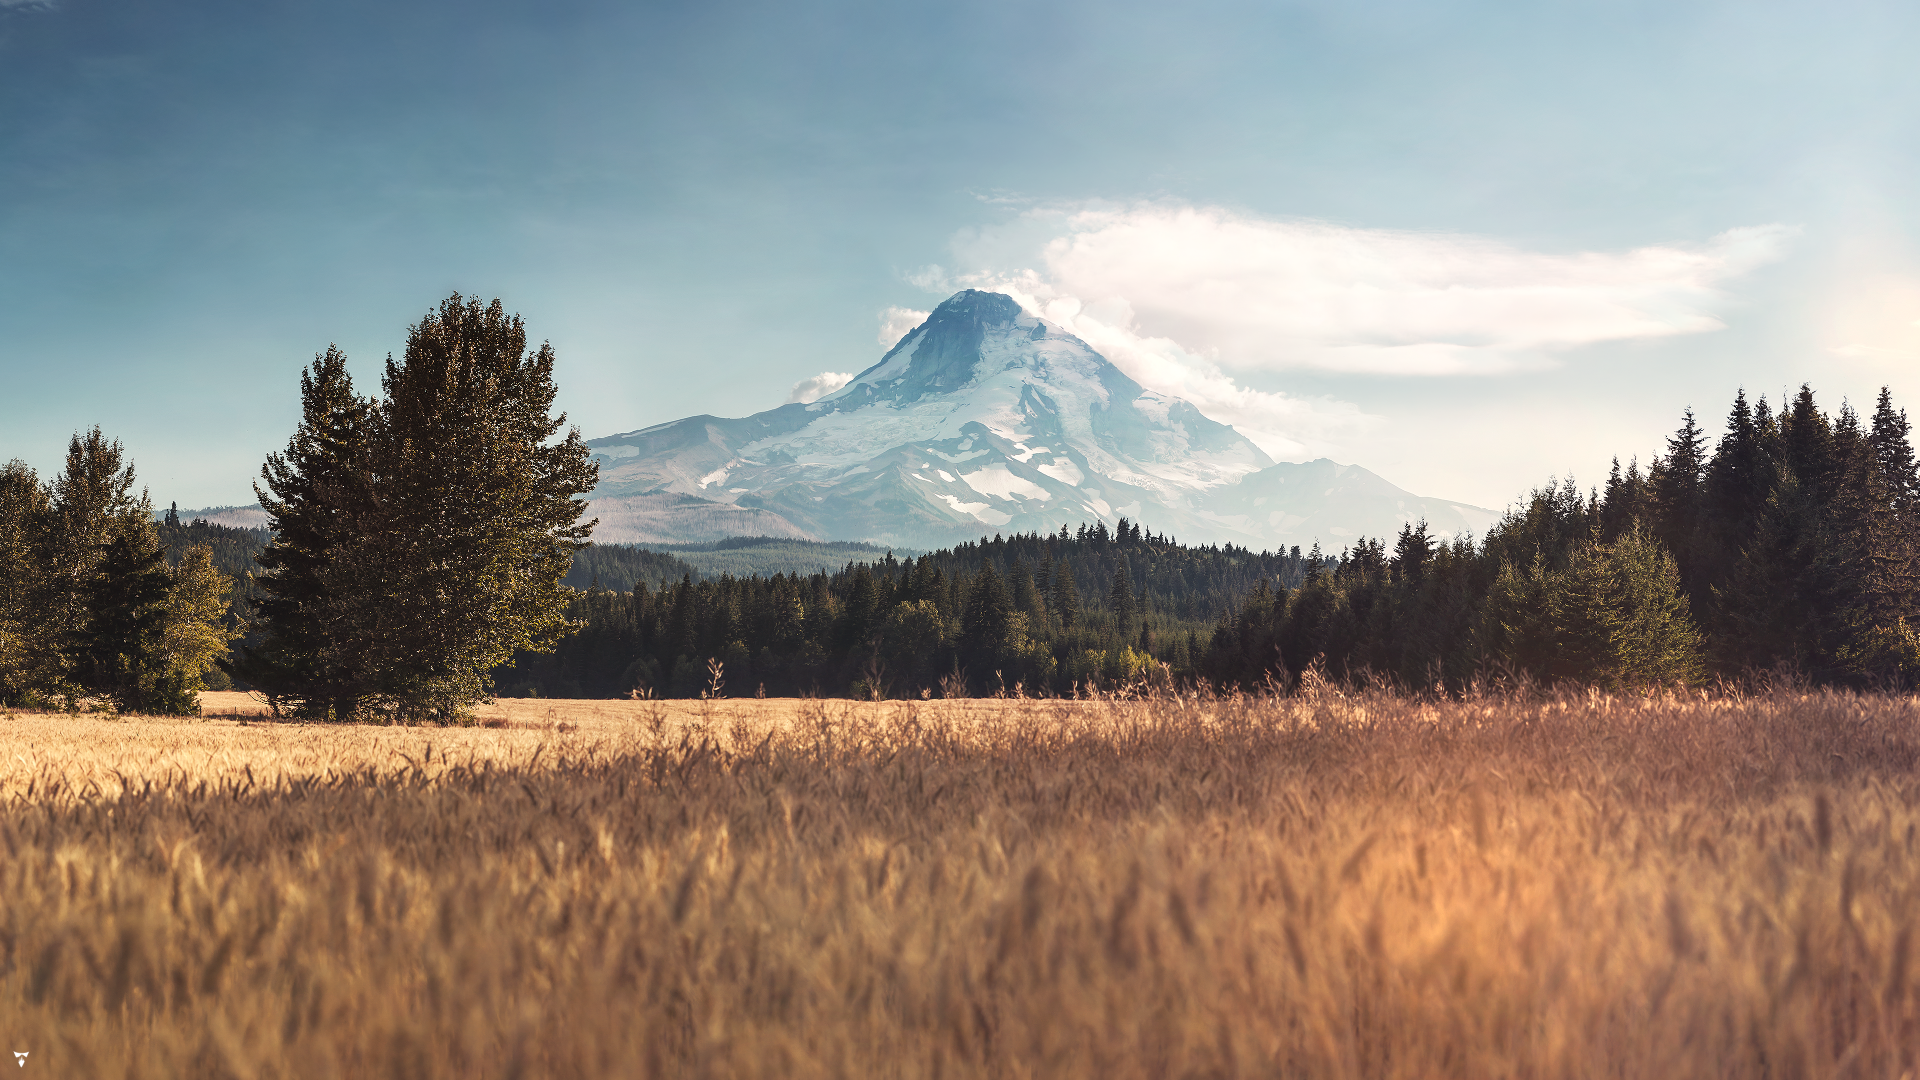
[494,521,1311,698]
[560,545,699,592]
[155,504,268,575]
[645,537,911,579]
[498,383,1920,700]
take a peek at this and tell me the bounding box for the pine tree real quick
[1108,563,1137,637]
[244,346,376,719]
[1704,391,1772,551]
[1050,558,1080,630]
[0,461,53,703]
[1391,521,1433,585]
[245,298,598,721]
[1782,385,1836,504]
[1713,466,1849,675]
[1647,408,1709,606]
[45,429,151,678]
[161,545,237,698]
[963,563,1011,643]
[1564,527,1705,689]
[1871,387,1920,514]
[1479,552,1560,679]
[838,567,879,651]
[76,527,190,712]
[1009,557,1044,626]
[1865,387,1920,627]
[1599,457,1650,541]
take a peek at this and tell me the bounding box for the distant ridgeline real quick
[561,545,700,592]
[498,384,1920,700]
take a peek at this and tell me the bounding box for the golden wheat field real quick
[5,688,1920,1078]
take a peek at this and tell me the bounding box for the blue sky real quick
[3,0,1918,513]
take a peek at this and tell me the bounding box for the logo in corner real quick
[11,1052,24,1067]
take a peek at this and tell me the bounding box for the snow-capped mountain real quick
[585,290,1495,550]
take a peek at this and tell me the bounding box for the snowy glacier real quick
[583,290,1495,550]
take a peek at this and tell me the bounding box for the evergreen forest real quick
[496,384,1920,699]
[0,432,240,712]
[10,381,1920,709]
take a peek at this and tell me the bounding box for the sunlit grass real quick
[3,687,1918,1077]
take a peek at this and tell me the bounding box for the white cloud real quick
[976,283,1381,461]
[878,306,929,347]
[942,202,1794,377]
[787,371,853,404]
[912,201,1793,462]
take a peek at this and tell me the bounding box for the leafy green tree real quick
[880,600,946,688]
[366,297,597,716]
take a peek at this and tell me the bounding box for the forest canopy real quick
[497,383,1920,699]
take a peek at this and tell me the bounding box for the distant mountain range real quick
[585,290,1495,551]
[182,291,1496,554]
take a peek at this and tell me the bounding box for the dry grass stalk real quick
[3,687,1920,1077]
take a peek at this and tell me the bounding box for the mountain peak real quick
[929,288,1024,323]
[827,289,1046,408]
[582,287,1305,547]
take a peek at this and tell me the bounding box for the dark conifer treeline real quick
[560,545,699,592]
[1194,384,1920,692]
[155,504,270,579]
[502,384,1920,699]
[495,519,1317,698]
[1,435,238,711]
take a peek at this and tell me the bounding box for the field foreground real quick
[4,690,1920,1078]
